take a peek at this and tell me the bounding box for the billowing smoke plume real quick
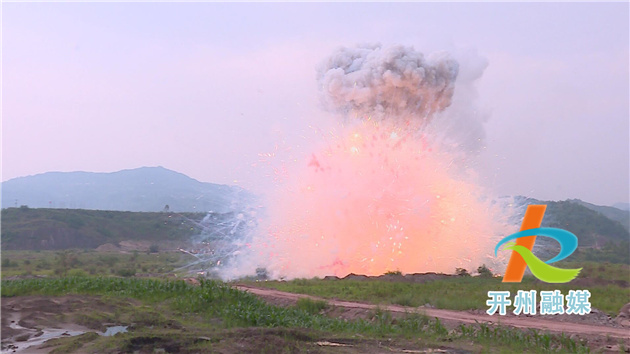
[317,44,459,125]
[196,44,513,280]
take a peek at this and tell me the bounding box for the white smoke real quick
[190,44,516,280]
[419,47,490,161]
[317,44,459,125]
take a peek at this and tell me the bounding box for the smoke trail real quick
[176,210,259,276]
[317,44,458,125]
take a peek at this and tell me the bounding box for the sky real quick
[2,2,629,206]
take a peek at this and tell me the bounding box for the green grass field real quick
[1,277,592,353]
[1,248,627,352]
[3,250,628,316]
[1,250,194,278]
[246,272,629,316]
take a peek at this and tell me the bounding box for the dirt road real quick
[235,285,630,341]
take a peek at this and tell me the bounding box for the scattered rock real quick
[618,303,630,319]
[14,334,30,342]
[603,344,630,353]
[616,303,630,327]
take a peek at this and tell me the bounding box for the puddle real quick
[2,328,85,354]
[2,324,128,353]
[102,325,128,336]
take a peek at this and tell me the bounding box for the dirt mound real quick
[616,303,630,327]
[339,272,456,283]
[95,243,120,252]
[119,240,152,252]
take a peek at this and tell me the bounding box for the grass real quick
[2,277,590,353]
[1,250,194,278]
[560,261,630,284]
[4,249,627,316]
[295,298,329,315]
[249,275,630,316]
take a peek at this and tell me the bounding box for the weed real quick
[295,298,328,315]
[251,276,629,316]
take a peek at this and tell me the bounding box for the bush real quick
[68,269,88,277]
[100,255,118,267]
[116,268,136,277]
[2,258,14,268]
[87,266,98,275]
[38,259,51,269]
[455,267,470,277]
[477,264,493,278]
[295,298,328,315]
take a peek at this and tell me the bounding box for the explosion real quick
[213,44,511,280]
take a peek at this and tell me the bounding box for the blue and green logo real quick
[495,205,581,283]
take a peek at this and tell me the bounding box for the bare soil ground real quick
[2,285,628,353]
[235,284,630,352]
[0,295,468,353]
[1,295,112,353]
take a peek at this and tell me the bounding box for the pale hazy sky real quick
[3,2,629,205]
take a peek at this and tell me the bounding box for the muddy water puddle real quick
[2,323,129,353]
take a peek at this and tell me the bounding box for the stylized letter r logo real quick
[497,205,581,283]
[503,205,546,282]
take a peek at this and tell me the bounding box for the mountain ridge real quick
[1,166,254,213]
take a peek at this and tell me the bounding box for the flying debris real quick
[192,44,514,280]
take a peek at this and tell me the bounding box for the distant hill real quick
[568,199,629,231]
[1,167,255,213]
[511,196,629,263]
[513,196,629,247]
[613,202,630,211]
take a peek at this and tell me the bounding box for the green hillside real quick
[514,197,630,264]
[569,198,630,231]
[544,200,628,245]
[2,199,628,265]
[515,197,629,245]
[1,207,206,250]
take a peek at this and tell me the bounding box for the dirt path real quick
[235,285,630,340]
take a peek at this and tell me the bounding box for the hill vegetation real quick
[1,207,206,250]
[1,197,628,264]
[570,199,630,231]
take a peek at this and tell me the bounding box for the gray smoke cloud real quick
[317,44,459,124]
